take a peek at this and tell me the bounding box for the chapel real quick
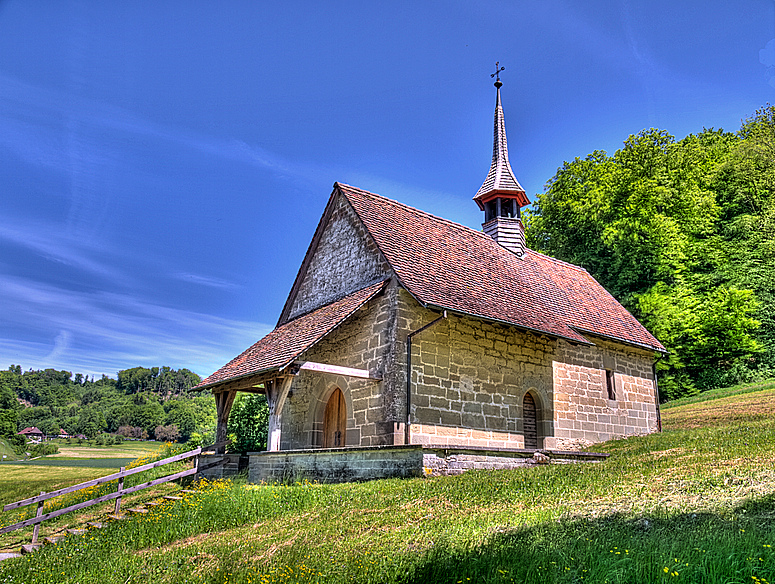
[197,74,666,479]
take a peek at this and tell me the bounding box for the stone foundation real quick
[248,445,607,483]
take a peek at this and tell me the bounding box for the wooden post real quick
[214,390,237,454]
[31,492,44,544]
[266,375,294,452]
[114,467,125,515]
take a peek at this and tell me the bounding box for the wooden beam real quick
[214,390,237,454]
[210,373,272,394]
[266,375,294,452]
[295,361,381,380]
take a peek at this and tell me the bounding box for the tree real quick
[153,424,180,442]
[0,409,18,438]
[525,122,769,398]
[227,394,268,453]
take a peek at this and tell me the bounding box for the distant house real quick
[58,429,71,439]
[18,427,44,441]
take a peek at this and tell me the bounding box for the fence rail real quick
[0,441,228,543]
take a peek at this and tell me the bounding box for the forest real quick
[0,365,216,446]
[0,364,270,453]
[525,105,775,399]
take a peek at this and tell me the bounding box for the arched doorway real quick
[323,387,346,448]
[523,392,538,449]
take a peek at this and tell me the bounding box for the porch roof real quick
[196,279,388,390]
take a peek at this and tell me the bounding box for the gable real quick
[280,191,392,324]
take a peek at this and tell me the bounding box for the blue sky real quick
[1,0,774,379]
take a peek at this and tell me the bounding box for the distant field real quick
[0,465,113,508]
[47,440,159,460]
[0,442,162,508]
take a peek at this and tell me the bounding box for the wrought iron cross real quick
[491,62,505,81]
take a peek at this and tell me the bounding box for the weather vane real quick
[491,62,505,83]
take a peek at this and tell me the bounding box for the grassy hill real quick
[2,380,775,583]
[0,437,22,462]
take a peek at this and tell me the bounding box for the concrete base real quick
[198,454,249,479]
[247,445,608,484]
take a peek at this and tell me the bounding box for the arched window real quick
[523,392,538,449]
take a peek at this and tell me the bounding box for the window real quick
[605,369,616,401]
[485,200,497,222]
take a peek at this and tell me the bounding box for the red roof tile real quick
[197,280,388,389]
[338,183,665,352]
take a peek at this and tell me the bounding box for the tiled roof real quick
[18,427,43,435]
[473,84,528,207]
[338,183,665,352]
[197,280,388,389]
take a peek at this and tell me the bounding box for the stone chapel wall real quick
[285,195,390,322]
[551,337,658,450]
[279,280,402,449]
[397,288,556,449]
[398,289,658,451]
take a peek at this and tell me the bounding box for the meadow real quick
[0,381,774,583]
[0,441,161,508]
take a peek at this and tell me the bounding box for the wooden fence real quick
[0,442,227,545]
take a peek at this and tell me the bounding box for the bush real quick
[9,434,25,455]
[28,442,58,457]
[154,424,181,442]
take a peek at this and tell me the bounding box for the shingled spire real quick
[475,64,529,257]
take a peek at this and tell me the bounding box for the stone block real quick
[461,413,485,428]
[414,407,441,424]
[429,396,450,410]
[485,415,506,431]
[482,404,501,417]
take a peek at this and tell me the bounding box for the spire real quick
[476,64,529,257]
[473,65,529,210]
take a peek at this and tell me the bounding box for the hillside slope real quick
[0,437,22,462]
[2,380,775,583]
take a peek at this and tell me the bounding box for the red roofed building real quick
[198,75,666,479]
[18,427,44,440]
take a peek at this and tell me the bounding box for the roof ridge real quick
[335,182,497,241]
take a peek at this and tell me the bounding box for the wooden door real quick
[523,392,538,449]
[323,388,346,448]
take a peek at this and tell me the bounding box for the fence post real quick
[31,492,45,544]
[114,467,125,515]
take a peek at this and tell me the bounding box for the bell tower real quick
[474,63,529,256]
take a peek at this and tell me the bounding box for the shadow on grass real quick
[405,494,775,584]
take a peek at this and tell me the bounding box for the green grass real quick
[0,443,193,552]
[661,378,775,410]
[0,438,22,462]
[1,383,775,583]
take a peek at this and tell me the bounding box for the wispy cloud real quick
[0,221,127,283]
[0,275,272,378]
[171,272,242,290]
[0,72,321,184]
